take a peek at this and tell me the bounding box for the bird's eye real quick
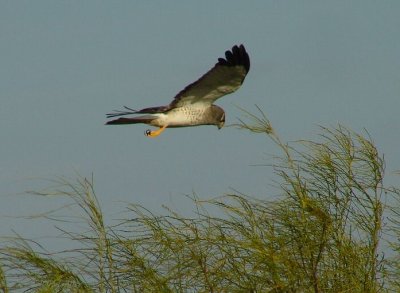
[145,129,151,136]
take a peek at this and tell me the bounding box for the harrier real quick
[106,44,250,137]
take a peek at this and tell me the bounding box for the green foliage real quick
[1,110,400,292]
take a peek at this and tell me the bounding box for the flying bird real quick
[106,44,250,137]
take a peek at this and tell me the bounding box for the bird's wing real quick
[169,44,250,108]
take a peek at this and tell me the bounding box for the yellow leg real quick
[145,125,168,138]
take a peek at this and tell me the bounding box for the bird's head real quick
[210,105,225,129]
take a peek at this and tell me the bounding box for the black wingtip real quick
[218,44,250,73]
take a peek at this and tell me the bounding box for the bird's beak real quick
[218,113,225,129]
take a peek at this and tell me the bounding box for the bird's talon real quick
[145,125,168,137]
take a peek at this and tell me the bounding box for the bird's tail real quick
[106,115,155,125]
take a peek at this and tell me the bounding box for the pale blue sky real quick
[1,2,400,242]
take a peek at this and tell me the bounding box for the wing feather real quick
[170,44,250,108]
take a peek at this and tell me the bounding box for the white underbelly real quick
[153,107,206,127]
